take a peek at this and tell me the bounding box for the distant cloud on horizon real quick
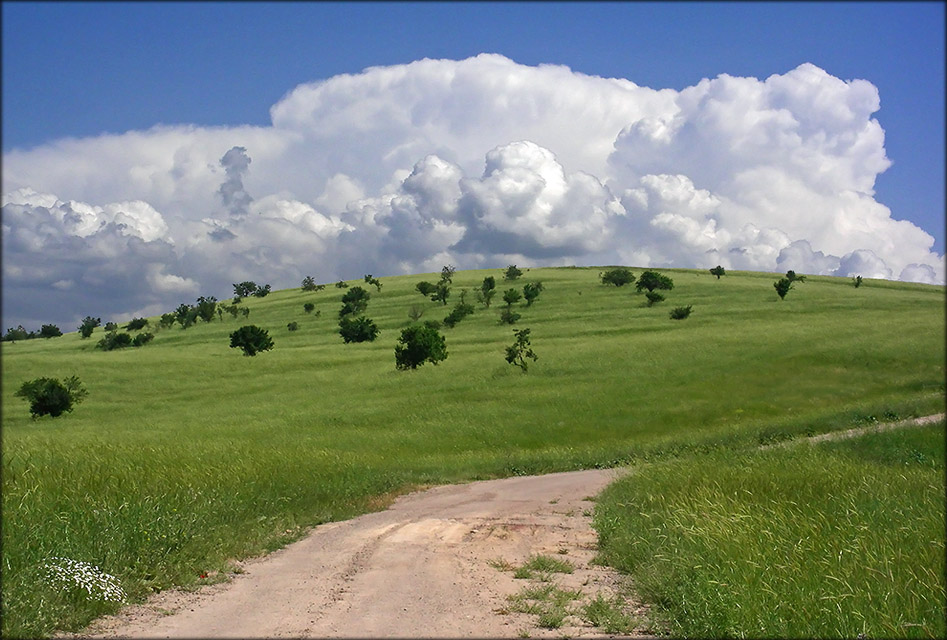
[3,54,944,330]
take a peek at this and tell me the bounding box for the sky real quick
[2,1,944,332]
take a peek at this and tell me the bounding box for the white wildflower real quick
[43,557,127,603]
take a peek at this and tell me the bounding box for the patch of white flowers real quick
[43,557,127,604]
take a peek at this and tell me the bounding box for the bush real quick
[97,332,133,351]
[505,328,538,372]
[364,274,382,291]
[439,264,456,284]
[669,305,693,320]
[78,316,101,338]
[338,316,379,343]
[504,264,523,281]
[646,291,665,306]
[251,284,271,298]
[852,275,863,288]
[229,325,274,356]
[477,276,497,308]
[3,325,34,342]
[304,302,315,314]
[395,324,447,370]
[710,265,726,279]
[339,286,371,318]
[786,270,806,283]
[416,281,437,296]
[523,281,544,306]
[195,296,218,322]
[335,280,349,289]
[104,322,118,332]
[233,281,258,297]
[499,308,521,325]
[159,313,177,329]
[600,268,635,287]
[502,288,522,307]
[443,298,475,328]
[774,277,793,300]
[39,324,63,339]
[636,270,674,293]
[125,317,149,331]
[131,332,154,347]
[301,275,318,291]
[16,376,88,418]
[287,322,299,332]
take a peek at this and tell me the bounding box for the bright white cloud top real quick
[3,55,943,330]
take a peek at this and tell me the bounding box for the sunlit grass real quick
[2,266,944,637]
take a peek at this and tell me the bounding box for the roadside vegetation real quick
[2,266,944,638]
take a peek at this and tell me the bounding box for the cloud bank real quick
[3,54,943,330]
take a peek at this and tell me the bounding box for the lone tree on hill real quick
[16,375,88,418]
[229,325,274,356]
[395,322,448,369]
[78,316,101,338]
[504,265,523,281]
[774,277,793,300]
[601,268,635,287]
[710,265,726,279]
[439,265,456,284]
[522,282,544,306]
[505,328,538,372]
[431,282,451,305]
[302,276,318,291]
[786,270,806,283]
[636,271,674,293]
[502,288,522,307]
[195,296,218,323]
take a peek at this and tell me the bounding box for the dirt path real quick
[74,468,652,638]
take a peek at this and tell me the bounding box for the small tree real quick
[97,331,133,351]
[16,376,88,418]
[645,291,665,307]
[195,296,218,323]
[774,277,793,300]
[408,304,425,322]
[338,316,379,343]
[39,324,63,339]
[505,328,538,372]
[78,316,101,338]
[785,270,806,283]
[504,265,523,281]
[339,286,371,318]
[304,302,316,314]
[600,268,635,287]
[499,308,521,325]
[522,282,544,306]
[301,276,318,291]
[710,265,726,279]
[252,284,271,298]
[3,326,33,342]
[477,276,497,308]
[502,288,522,307]
[364,274,382,291]
[636,270,674,293]
[443,294,475,328]
[104,322,118,332]
[335,280,349,289]
[159,313,177,329]
[233,281,258,297]
[287,322,299,332]
[416,281,437,297]
[395,323,448,369]
[131,332,154,347]
[431,282,451,305]
[852,275,863,288]
[439,264,456,284]
[229,325,274,356]
[669,305,693,320]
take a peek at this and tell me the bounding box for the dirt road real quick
[76,468,650,638]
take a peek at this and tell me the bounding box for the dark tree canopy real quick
[710,265,726,279]
[78,316,101,338]
[636,271,674,293]
[785,270,806,283]
[774,278,793,300]
[338,316,380,343]
[229,325,274,356]
[16,376,88,418]
[395,324,447,370]
[522,282,544,306]
[39,324,63,339]
[504,265,523,281]
[505,328,538,372]
[600,268,635,287]
[502,288,522,307]
[669,305,693,320]
[339,286,371,318]
[301,276,318,291]
[233,281,258,297]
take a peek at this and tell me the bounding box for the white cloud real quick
[2,55,943,329]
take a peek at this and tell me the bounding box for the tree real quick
[395,323,448,370]
[364,274,382,291]
[443,294,475,328]
[786,270,806,283]
[522,281,544,306]
[499,308,521,325]
[669,305,693,320]
[3,326,33,342]
[97,331,133,351]
[287,322,299,331]
[636,271,674,293]
[645,291,665,306]
[229,325,274,356]
[477,276,497,308]
[504,265,523,281]
[339,286,371,318]
[439,264,456,284]
[195,296,218,323]
[159,313,177,329]
[304,302,316,314]
[338,316,379,343]
[505,328,538,372]
[774,278,793,300]
[408,304,425,322]
[502,288,522,307]
[335,280,349,289]
[233,281,258,297]
[301,276,318,291]
[16,376,88,418]
[78,316,101,338]
[416,281,437,297]
[104,322,118,332]
[39,324,63,339]
[710,265,726,279]
[852,275,863,288]
[252,284,271,298]
[431,282,451,305]
[131,333,154,347]
[600,268,635,287]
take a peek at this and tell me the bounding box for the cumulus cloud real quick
[2,55,943,330]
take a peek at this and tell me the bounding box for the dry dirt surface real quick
[73,468,653,639]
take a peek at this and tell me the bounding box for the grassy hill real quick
[2,266,944,637]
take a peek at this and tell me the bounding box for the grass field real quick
[2,266,944,637]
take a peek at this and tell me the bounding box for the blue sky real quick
[2,1,944,330]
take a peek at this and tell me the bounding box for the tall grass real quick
[2,267,944,637]
[594,422,947,638]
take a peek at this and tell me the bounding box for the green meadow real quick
[2,266,944,637]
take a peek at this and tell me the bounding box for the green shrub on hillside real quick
[504,264,523,281]
[636,271,674,293]
[78,316,101,338]
[774,277,793,300]
[505,328,538,372]
[395,323,447,369]
[16,376,87,418]
[338,316,379,343]
[229,325,274,356]
[669,305,692,320]
[600,268,635,287]
[710,265,726,279]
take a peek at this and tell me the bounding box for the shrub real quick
[233,281,258,297]
[229,325,274,356]
[195,296,218,322]
[131,332,154,347]
[523,281,544,306]
[669,305,693,320]
[303,302,315,314]
[600,268,635,287]
[78,316,101,338]
[786,270,806,283]
[416,281,437,296]
[646,291,665,306]
[502,288,522,307]
[335,280,349,289]
[16,376,88,418]
[338,316,379,343]
[251,284,271,298]
[505,328,538,372]
[504,264,523,281]
[104,322,118,332]
[287,322,299,332]
[408,304,425,322]
[636,270,674,293]
[439,264,456,284]
[395,324,447,370]
[3,325,34,342]
[301,275,318,291]
[499,308,521,325]
[125,317,149,331]
[477,276,497,308]
[443,298,475,328]
[39,324,63,339]
[710,265,726,279]
[364,274,382,291]
[159,313,177,329]
[774,277,793,300]
[97,332,133,351]
[852,275,863,288]
[339,286,370,318]
[431,282,451,305]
